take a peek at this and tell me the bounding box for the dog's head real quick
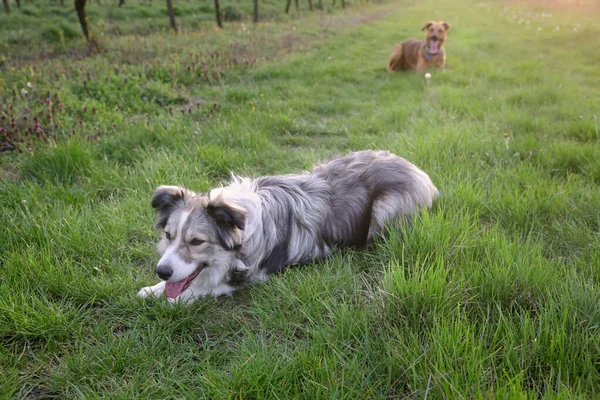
[151,185,247,299]
[422,20,450,55]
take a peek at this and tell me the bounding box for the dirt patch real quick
[334,8,395,27]
[279,33,301,50]
[0,166,21,182]
[504,0,600,14]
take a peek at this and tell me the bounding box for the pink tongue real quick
[429,41,439,54]
[165,279,188,298]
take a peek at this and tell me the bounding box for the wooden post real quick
[166,0,177,33]
[214,0,222,28]
[74,0,89,41]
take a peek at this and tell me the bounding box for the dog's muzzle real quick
[155,264,173,280]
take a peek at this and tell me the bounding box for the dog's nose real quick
[155,265,173,280]
[431,35,439,41]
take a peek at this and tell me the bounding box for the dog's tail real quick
[367,152,438,237]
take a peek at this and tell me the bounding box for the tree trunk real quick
[341,0,344,8]
[2,0,10,14]
[253,0,258,22]
[294,0,298,13]
[166,0,177,33]
[118,0,124,6]
[284,0,291,13]
[214,0,222,28]
[60,0,64,6]
[15,0,21,9]
[317,0,322,10]
[307,0,312,11]
[74,0,90,41]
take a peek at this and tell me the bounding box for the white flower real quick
[21,88,28,95]
[26,82,32,88]
[425,73,432,79]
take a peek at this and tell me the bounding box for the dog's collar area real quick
[424,43,441,60]
[424,45,431,60]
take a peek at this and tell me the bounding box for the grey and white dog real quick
[137,150,438,303]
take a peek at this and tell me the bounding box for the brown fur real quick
[387,21,450,72]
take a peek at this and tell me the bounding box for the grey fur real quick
[137,150,438,303]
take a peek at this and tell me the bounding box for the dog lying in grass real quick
[387,21,450,72]
[137,150,438,303]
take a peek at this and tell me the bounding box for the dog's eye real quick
[190,238,205,246]
[165,232,172,240]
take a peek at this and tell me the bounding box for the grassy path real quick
[1,0,599,397]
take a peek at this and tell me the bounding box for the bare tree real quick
[294,0,298,12]
[74,0,101,52]
[75,0,90,41]
[2,0,10,14]
[214,0,222,28]
[341,0,344,8]
[166,0,177,33]
[15,0,21,9]
[253,0,258,23]
[118,0,124,6]
[285,0,291,13]
[317,0,322,10]
[307,0,312,11]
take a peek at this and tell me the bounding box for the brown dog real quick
[387,21,450,72]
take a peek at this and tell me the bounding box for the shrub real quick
[222,5,242,21]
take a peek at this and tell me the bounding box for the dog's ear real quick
[206,193,247,250]
[151,185,190,229]
[422,21,434,31]
[441,21,451,31]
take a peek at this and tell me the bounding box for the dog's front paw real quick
[137,281,166,299]
[166,292,198,305]
[137,287,159,299]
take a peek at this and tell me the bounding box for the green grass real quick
[0,0,342,55]
[2,0,600,397]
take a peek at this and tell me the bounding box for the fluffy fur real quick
[137,150,439,303]
[387,21,451,72]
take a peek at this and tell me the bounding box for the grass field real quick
[1,0,600,397]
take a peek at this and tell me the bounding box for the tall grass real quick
[1,0,599,397]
